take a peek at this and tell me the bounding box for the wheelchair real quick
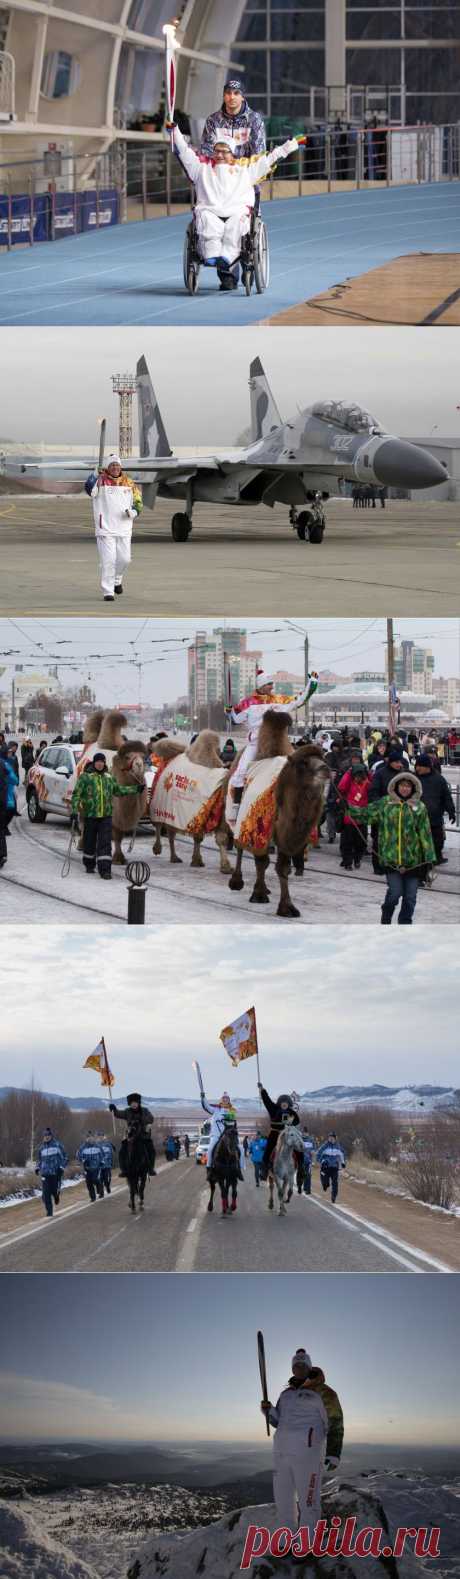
[182,192,270,297]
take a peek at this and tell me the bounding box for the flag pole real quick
[102,1036,116,1134]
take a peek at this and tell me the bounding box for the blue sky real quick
[0,1274,458,1446]
[0,926,458,1097]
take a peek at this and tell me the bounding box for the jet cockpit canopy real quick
[311,400,383,435]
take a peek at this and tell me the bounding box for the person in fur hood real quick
[356,770,435,924]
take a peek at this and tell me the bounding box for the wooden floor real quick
[264,252,460,326]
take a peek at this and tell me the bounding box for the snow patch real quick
[0,1499,101,1578]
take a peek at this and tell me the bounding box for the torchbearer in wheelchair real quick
[167,120,303,294]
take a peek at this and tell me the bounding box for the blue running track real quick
[0,183,458,327]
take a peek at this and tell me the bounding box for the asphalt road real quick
[0,1161,450,1274]
[1,810,458,926]
[0,497,458,616]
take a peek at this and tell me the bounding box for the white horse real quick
[268,1125,300,1216]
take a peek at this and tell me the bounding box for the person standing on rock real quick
[261,1347,344,1533]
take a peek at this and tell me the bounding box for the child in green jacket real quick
[364,770,435,924]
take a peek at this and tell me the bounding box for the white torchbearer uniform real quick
[201,1099,245,1172]
[172,127,298,265]
[269,1385,328,1532]
[230,681,314,793]
[90,480,137,597]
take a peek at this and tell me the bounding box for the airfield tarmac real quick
[0,494,458,616]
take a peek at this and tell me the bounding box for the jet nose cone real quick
[373,439,448,490]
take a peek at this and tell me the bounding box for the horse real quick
[125,1131,150,1214]
[268,1125,300,1215]
[207,1127,241,1217]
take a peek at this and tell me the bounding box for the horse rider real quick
[316,1132,346,1203]
[35,1127,68,1218]
[200,1088,245,1179]
[76,1132,104,1202]
[261,1346,344,1533]
[257,1085,302,1181]
[108,1093,156,1178]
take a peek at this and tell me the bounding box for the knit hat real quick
[291,1348,312,1371]
[256,669,274,690]
[224,77,245,93]
[416,753,433,769]
[107,452,122,467]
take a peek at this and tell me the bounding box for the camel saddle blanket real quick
[150,753,226,838]
[231,756,287,852]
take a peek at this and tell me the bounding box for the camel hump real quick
[98,709,128,749]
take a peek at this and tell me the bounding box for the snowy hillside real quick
[1,1086,458,1116]
[0,1499,100,1578]
[127,1475,459,1579]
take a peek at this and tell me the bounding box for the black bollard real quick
[125,859,151,925]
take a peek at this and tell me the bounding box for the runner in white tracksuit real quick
[85,454,143,601]
[229,671,318,799]
[262,1348,344,1533]
[171,124,300,266]
[200,1092,245,1174]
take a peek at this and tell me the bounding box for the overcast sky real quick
[1,1274,458,1446]
[1,327,459,446]
[1,618,458,707]
[0,926,457,1097]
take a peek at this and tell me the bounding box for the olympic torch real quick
[163,20,179,137]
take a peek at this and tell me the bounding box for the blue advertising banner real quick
[78,188,119,232]
[0,193,49,246]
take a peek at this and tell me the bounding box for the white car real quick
[26,744,84,824]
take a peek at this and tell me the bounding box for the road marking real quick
[309,1194,453,1272]
[73,1226,127,1269]
[0,1186,127,1251]
[175,1190,208,1272]
[0,1165,170,1255]
[361,1233,424,1273]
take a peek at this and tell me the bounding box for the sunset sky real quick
[0,1273,458,1448]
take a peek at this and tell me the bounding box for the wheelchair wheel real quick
[183,227,200,294]
[254,221,269,293]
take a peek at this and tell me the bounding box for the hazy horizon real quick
[0,616,459,709]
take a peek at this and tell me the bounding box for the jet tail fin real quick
[136,355,172,459]
[249,356,282,442]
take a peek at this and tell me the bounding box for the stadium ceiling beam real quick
[5,0,243,68]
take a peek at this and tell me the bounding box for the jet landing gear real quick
[171,512,192,542]
[290,497,326,544]
[171,483,194,542]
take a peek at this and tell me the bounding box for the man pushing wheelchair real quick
[167,83,302,293]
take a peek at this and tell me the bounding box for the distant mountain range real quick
[1,1085,458,1114]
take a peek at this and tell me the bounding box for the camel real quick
[228,711,330,917]
[149,730,233,875]
[111,740,148,864]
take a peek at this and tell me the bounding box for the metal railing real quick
[1,124,458,247]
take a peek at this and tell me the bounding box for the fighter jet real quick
[132,356,448,541]
[4,355,448,542]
